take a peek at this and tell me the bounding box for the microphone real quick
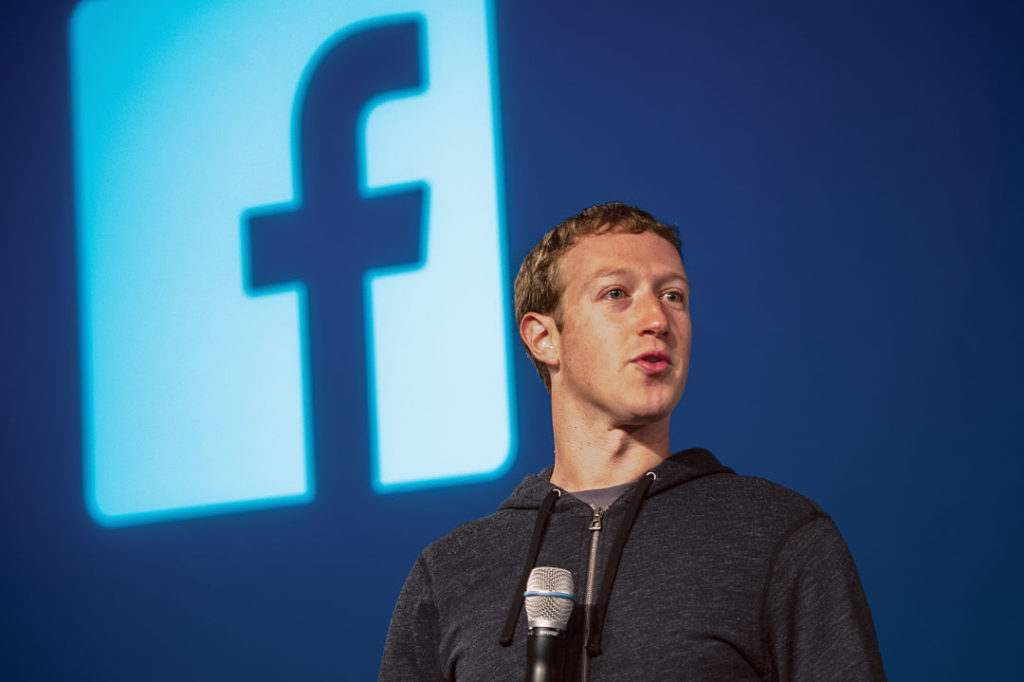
[523,566,575,682]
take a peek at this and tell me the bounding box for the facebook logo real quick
[69,0,515,526]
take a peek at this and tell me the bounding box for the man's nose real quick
[638,293,669,336]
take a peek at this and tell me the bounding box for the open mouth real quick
[633,352,670,372]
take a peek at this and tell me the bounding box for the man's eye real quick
[663,291,685,304]
[606,289,626,300]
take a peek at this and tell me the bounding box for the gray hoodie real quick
[379,449,885,681]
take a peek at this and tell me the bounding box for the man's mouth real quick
[632,352,671,373]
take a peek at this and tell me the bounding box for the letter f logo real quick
[70,1,515,526]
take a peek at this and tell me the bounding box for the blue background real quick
[2,0,1022,679]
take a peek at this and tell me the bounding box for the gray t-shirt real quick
[567,480,635,510]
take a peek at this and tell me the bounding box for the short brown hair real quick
[513,202,682,391]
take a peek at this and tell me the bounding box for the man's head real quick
[514,202,684,392]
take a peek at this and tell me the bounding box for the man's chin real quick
[615,407,674,431]
[617,393,684,428]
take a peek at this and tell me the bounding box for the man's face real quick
[548,230,691,427]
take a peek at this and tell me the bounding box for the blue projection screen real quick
[69,0,515,526]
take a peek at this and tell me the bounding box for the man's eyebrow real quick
[590,267,630,280]
[589,267,690,287]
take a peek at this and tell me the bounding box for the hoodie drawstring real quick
[498,487,561,646]
[586,471,656,657]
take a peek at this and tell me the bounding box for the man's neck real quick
[548,412,672,492]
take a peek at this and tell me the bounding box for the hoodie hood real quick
[497,447,734,512]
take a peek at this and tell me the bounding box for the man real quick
[380,203,885,680]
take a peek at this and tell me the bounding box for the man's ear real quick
[519,312,559,367]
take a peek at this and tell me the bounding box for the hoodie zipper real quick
[581,505,605,682]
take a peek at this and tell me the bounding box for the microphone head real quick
[524,566,575,631]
